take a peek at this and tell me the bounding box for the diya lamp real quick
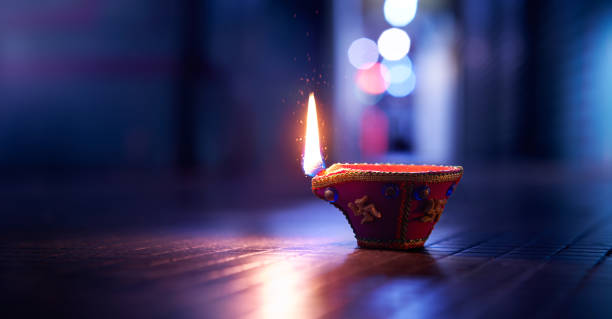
[303,93,463,250]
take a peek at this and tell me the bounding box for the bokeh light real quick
[355,63,390,95]
[382,56,413,84]
[387,71,416,97]
[383,0,418,27]
[347,38,379,70]
[377,28,411,61]
[360,106,389,157]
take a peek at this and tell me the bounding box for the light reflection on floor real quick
[258,260,315,319]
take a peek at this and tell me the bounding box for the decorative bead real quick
[413,186,430,200]
[446,184,456,197]
[324,187,338,203]
[382,183,400,199]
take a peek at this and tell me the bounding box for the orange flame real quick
[302,93,325,176]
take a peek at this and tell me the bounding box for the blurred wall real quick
[0,1,181,168]
[0,1,333,181]
[0,0,611,178]
[459,0,612,165]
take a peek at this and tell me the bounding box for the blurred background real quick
[1,0,611,234]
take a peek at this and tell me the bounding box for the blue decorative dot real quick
[382,183,400,199]
[324,187,338,203]
[413,186,430,200]
[446,184,456,197]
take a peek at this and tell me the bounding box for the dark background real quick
[0,0,611,234]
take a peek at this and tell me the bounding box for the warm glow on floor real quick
[258,261,310,319]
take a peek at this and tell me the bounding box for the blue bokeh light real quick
[382,56,413,84]
[384,0,418,27]
[387,71,416,97]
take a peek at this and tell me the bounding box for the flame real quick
[302,93,325,176]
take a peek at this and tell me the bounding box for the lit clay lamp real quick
[303,93,463,250]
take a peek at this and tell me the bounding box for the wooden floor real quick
[2,167,612,318]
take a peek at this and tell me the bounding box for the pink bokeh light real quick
[360,105,389,157]
[355,63,390,95]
